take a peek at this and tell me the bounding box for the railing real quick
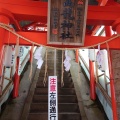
[79,53,112,107]
[0,66,13,103]
[79,54,89,73]
[0,47,31,104]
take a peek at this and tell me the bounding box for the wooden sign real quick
[47,0,88,46]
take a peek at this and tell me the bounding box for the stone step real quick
[40,68,62,71]
[37,76,73,82]
[43,58,62,62]
[34,88,76,95]
[30,103,80,113]
[32,95,78,103]
[36,82,74,88]
[41,64,62,68]
[39,70,71,76]
[39,70,71,79]
[28,113,81,120]
[42,60,62,63]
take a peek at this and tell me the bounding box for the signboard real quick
[47,0,88,46]
[48,76,58,120]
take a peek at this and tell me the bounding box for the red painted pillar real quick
[0,15,9,94]
[109,52,118,120]
[75,49,79,63]
[13,57,20,98]
[105,26,112,36]
[89,60,96,100]
[105,26,118,120]
[116,24,120,34]
[0,15,10,76]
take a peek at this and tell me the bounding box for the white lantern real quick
[88,49,95,62]
[4,46,15,68]
[96,50,108,72]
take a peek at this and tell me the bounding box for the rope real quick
[77,49,81,82]
[0,23,120,50]
[0,46,5,88]
[29,44,34,81]
[43,49,48,86]
[106,42,112,75]
[0,46,5,68]
[0,66,5,95]
[93,47,98,83]
[7,31,10,45]
[15,37,20,75]
[61,50,64,87]
[15,36,20,57]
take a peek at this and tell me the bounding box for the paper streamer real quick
[64,50,71,71]
[34,46,43,69]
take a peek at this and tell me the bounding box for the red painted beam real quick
[87,6,120,26]
[88,0,108,36]
[0,1,120,25]
[3,31,120,49]
[0,1,48,22]
[0,8,22,31]
[22,22,47,31]
[4,31,47,46]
